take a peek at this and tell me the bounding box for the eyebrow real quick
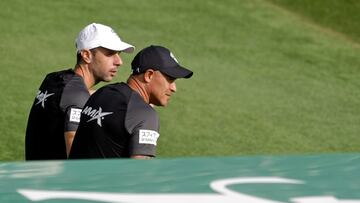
[161,72,176,81]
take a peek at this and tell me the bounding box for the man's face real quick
[89,47,122,83]
[148,71,177,106]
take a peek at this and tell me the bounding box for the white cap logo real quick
[170,52,179,63]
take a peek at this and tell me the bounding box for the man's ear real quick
[80,49,92,63]
[144,69,155,83]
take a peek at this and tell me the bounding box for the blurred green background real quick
[0,0,359,161]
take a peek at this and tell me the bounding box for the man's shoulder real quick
[125,93,159,134]
[128,92,158,119]
[45,69,75,78]
[41,69,77,85]
[93,82,132,100]
[101,82,130,92]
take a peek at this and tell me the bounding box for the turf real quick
[267,0,360,44]
[0,0,359,161]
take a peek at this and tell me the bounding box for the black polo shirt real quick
[69,82,160,159]
[25,69,90,160]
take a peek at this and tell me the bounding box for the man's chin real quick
[151,101,167,107]
[160,101,169,107]
[103,76,114,82]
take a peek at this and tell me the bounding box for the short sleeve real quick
[60,77,90,132]
[125,93,160,157]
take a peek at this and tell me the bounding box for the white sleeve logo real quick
[69,108,82,122]
[139,130,160,146]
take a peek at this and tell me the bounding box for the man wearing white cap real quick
[25,23,134,160]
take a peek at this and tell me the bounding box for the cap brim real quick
[162,65,193,79]
[119,41,135,53]
[102,41,135,53]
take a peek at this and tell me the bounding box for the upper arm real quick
[60,78,90,132]
[125,94,160,158]
[64,131,76,157]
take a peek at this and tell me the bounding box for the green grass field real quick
[0,0,359,161]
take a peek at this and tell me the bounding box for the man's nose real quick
[115,54,123,66]
[170,82,177,92]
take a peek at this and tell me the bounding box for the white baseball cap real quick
[75,23,135,53]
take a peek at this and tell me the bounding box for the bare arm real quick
[64,131,76,157]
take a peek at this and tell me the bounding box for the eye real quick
[101,49,118,57]
[165,75,176,82]
[108,51,118,56]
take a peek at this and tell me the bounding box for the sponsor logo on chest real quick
[82,106,113,127]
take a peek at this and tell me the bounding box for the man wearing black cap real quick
[69,45,193,159]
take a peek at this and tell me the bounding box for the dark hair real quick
[76,52,82,66]
[75,48,97,66]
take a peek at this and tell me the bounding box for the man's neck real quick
[74,65,97,91]
[127,76,150,103]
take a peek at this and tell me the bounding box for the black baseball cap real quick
[131,45,193,79]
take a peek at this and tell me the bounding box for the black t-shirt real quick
[25,69,89,160]
[69,82,160,159]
